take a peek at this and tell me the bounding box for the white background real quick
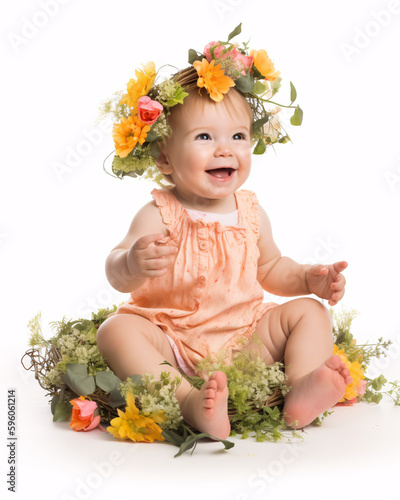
[1,1,400,499]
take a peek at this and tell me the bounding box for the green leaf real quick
[53,400,72,422]
[108,389,126,409]
[95,371,122,393]
[174,433,235,458]
[253,80,268,95]
[290,106,303,126]
[145,130,161,143]
[227,23,242,42]
[253,138,267,155]
[62,364,95,397]
[162,428,188,447]
[271,76,282,95]
[188,49,202,64]
[50,394,60,415]
[234,73,254,93]
[252,116,270,133]
[290,81,297,103]
[150,141,161,160]
[128,374,143,385]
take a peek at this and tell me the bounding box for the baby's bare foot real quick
[283,354,352,429]
[180,371,230,440]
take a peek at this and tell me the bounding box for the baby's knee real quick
[297,297,331,323]
[96,315,122,354]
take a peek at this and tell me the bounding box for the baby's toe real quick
[204,388,215,399]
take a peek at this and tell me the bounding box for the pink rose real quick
[232,50,254,70]
[137,96,163,125]
[70,397,105,432]
[204,41,225,61]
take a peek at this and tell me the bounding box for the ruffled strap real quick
[236,189,260,241]
[151,188,184,234]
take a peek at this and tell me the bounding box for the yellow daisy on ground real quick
[193,58,235,102]
[333,345,365,401]
[112,115,150,158]
[120,62,157,115]
[107,392,166,443]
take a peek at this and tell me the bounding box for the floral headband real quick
[100,23,303,187]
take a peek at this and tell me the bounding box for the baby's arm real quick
[256,205,347,304]
[105,201,177,293]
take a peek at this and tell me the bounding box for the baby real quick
[97,64,352,440]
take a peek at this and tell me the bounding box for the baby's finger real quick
[134,233,165,250]
[331,273,346,290]
[309,264,329,276]
[146,245,178,260]
[332,261,348,274]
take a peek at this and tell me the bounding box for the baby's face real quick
[159,92,252,207]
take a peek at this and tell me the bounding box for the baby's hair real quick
[159,66,254,186]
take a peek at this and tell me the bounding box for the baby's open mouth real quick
[206,168,235,179]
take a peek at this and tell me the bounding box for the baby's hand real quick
[126,233,178,280]
[306,261,348,306]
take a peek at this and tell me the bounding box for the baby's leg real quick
[96,314,230,439]
[250,298,352,428]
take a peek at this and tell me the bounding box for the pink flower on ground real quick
[357,380,367,396]
[137,96,163,125]
[70,396,105,432]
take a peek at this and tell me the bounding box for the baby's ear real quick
[154,142,174,175]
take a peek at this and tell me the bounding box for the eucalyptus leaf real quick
[108,389,126,409]
[290,106,303,126]
[234,73,254,93]
[253,139,267,155]
[188,49,202,64]
[128,374,143,385]
[145,130,161,143]
[53,400,72,422]
[174,433,235,458]
[62,364,95,397]
[95,371,122,393]
[290,81,297,103]
[150,141,161,160]
[227,23,242,42]
[50,394,60,415]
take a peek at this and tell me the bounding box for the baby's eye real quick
[195,133,211,140]
[233,132,246,140]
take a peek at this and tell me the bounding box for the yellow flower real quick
[107,392,166,443]
[333,345,365,401]
[112,115,150,158]
[250,49,280,82]
[193,58,235,102]
[120,62,157,114]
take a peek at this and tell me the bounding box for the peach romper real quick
[113,188,278,376]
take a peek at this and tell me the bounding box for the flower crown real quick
[100,23,303,187]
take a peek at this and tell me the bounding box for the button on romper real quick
[112,188,278,376]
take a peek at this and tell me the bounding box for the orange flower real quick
[120,62,157,114]
[70,396,103,432]
[193,58,235,102]
[250,49,280,82]
[113,115,150,158]
[333,345,365,402]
